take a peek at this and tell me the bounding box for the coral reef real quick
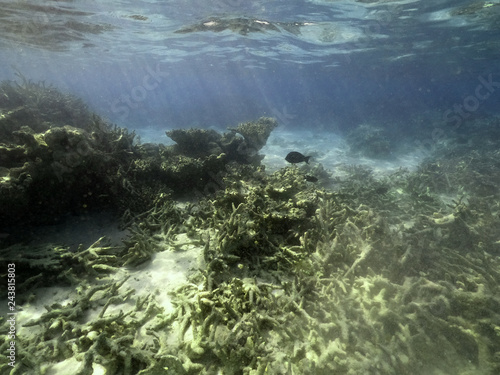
[0,75,275,227]
[227,117,278,152]
[0,119,135,226]
[0,77,138,226]
[166,129,222,158]
[408,132,500,197]
[2,79,500,375]
[0,73,93,137]
[122,159,499,374]
[166,117,277,165]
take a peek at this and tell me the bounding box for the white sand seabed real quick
[2,235,205,374]
[104,234,205,318]
[261,129,423,176]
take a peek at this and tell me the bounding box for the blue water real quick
[3,2,500,374]
[1,0,499,133]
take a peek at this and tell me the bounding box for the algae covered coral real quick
[1,79,500,375]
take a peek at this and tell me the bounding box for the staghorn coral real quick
[154,152,500,374]
[2,279,163,375]
[2,94,500,375]
[3,162,500,374]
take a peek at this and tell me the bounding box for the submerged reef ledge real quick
[1,79,500,375]
[0,74,277,227]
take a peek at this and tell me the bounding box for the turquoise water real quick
[1,0,499,130]
[1,1,500,374]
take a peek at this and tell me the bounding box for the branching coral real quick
[3,97,500,375]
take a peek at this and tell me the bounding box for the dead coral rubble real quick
[2,154,500,374]
[152,131,500,374]
[2,79,500,375]
[143,158,500,374]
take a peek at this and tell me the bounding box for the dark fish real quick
[285,151,311,164]
[304,175,318,182]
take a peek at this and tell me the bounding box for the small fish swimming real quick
[285,151,311,164]
[304,175,318,182]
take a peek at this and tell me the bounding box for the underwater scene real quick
[1,0,500,374]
